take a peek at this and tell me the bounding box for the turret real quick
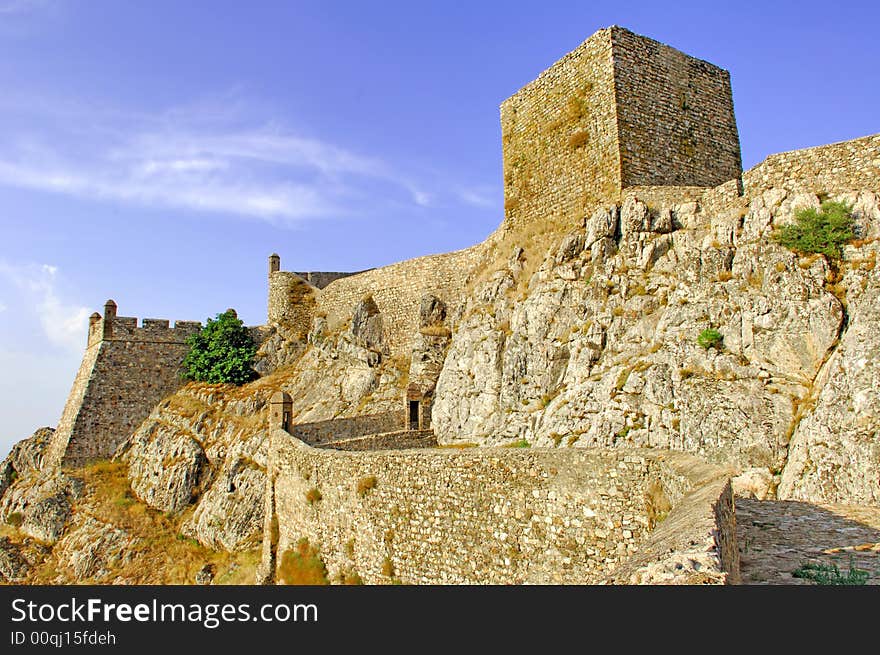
[269,253,281,275]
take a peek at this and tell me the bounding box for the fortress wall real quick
[315,245,483,354]
[291,411,406,446]
[295,271,368,290]
[43,342,102,468]
[743,133,880,195]
[317,429,436,451]
[500,27,620,231]
[45,308,201,468]
[264,433,736,584]
[268,272,316,335]
[611,27,742,188]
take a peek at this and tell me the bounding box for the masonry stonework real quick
[743,133,880,195]
[314,245,482,354]
[263,430,737,584]
[501,26,741,231]
[44,302,202,468]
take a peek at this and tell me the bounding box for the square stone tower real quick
[500,26,742,230]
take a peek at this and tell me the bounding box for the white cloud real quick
[0,261,89,353]
[456,185,499,209]
[0,0,51,14]
[0,96,494,224]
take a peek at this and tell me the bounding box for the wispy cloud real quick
[0,0,51,14]
[0,97,444,224]
[0,261,89,353]
[455,185,498,209]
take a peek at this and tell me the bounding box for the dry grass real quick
[356,476,377,498]
[25,460,261,584]
[419,325,452,338]
[278,538,329,585]
[568,130,589,149]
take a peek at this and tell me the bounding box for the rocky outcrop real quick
[123,422,209,513]
[0,427,54,498]
[351,295,384,354]
[0,469,83,544]
[779,262,880,504]
[52,516,138,581]
[433,189,880,503]
[0,537,30,582]
[181,457,266,551]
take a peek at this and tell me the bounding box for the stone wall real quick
[607,459,739,584]
[500,26,741,232]
[611,27,741,189]
[295,271,367,290]
[44,304,202,468]
[267,272,316,335]
[291,411,406,446]
[315,245,483,354]
[501,26,619,230]
[317,430,437,451]
[743,132,880,195]
[263,432,737,584]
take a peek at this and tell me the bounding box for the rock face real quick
[433,189,880,503]
[0,453,83,546]
[123,423,208,513]
[0,427,54,498]
[181,458,266,551]
[351,295,384,353]
[779,271,880,504]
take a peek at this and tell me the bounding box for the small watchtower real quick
[270,391,293,432]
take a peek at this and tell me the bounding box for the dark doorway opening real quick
[409,400,419,430]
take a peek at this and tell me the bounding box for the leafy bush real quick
[792,557,869,585]
[5,512,23,527]
[181,310,257,384]
[305,487,322,505]
[277,539,329,585]
[697,328,723,350]
[773,200,855,260]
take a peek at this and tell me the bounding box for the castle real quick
[47,25,880,467]
[41,26,880,585]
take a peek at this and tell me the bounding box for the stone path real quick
[736,498,880,585]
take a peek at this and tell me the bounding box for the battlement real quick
[87,300,202,347]
[47,300,204,468]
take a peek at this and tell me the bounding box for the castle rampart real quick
[267,269,316,336]
[743,132,880,195]
[45,301,202,468]
[314,245,482,354]
[262,428,737,584]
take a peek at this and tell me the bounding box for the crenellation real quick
[45,302,203,468]
[141,318,170,330]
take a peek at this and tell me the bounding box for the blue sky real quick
[0,0,878,455]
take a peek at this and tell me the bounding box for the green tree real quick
[773,200,855,260]
[182,309,258,384]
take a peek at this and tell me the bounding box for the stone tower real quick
[501,25,742,230]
